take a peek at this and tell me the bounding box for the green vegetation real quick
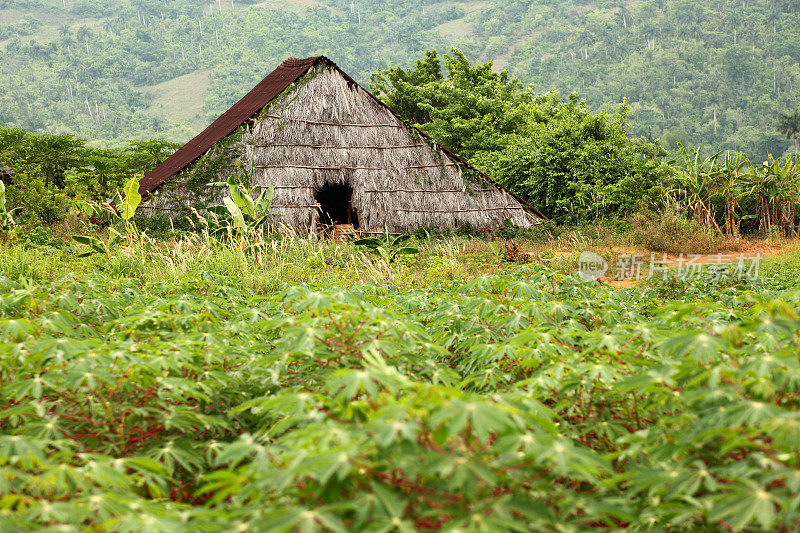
[4,4,800,530]
[1,0,799,162]
[372,49,672,222]
[1,232,800,530]
[0,126,177,224]
[669,143,800,238]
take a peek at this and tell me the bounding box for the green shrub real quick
[19,226,67,249]
[371,50,672,223]
[5,172,72,225]
[135,212,196,238]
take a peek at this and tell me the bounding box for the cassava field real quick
[1,234,800,532]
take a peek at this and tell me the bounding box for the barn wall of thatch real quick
[142,63,539,233]
[242,64,537,234]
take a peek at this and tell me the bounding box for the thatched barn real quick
[139,56,543,235]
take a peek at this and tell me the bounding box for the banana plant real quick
[203,172,273,264]
[72,177,144,256]
[354,230,419,264]
[744,156,800,236]
[71,232,120,258]
[223,175,274,232]
[764,156,799,236]
[713,151,749,237]
[673,143,723,234]
[0,180,21,233]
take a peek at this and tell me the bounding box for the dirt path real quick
[597,241,790,288]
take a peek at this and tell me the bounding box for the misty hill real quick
[1,0,798,160]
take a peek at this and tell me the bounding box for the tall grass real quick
[4,222,798,292]
[629,209,728,254]
[0,234,510,291]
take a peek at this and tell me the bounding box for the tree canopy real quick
[372,49,672,222]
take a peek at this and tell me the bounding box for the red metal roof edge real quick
[140,55,548,221]
[139,56,322,196]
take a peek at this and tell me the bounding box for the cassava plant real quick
[1,259,800,531]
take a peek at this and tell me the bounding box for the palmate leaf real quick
[763,413,800,454]
[326,368,380,400]
[0,318,38,342]
[658,330,727,362]
[0,435,48,466]
[709,482,778,531]
[428,397,518,443]
[148,439,203,473]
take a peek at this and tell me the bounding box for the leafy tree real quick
[490,96,671,222]
[373,50,671,222]
[368,49,443,125]
[777,109,800,153]
[122,139,181,176]
[19,133,86,189]
[371,48,532,159]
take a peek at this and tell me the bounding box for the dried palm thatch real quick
[141,57,542,235]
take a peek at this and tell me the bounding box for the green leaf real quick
[120,177,142,220]
[223,197,246,231]
[710,484,778,531]
[255,186,274,213]
[72,235,108,255]
[391,234,412,247]
[228,175,255,217]
[353,238,382,248]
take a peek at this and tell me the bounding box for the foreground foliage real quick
[1,253,799,531]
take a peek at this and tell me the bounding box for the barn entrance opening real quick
[315,183,359,229]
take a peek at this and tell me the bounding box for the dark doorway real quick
[315,183,359,228]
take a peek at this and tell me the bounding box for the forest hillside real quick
[0,0,798,160]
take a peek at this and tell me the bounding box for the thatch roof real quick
[141,56,545,232]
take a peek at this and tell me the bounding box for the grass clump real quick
[629,209,725,254]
